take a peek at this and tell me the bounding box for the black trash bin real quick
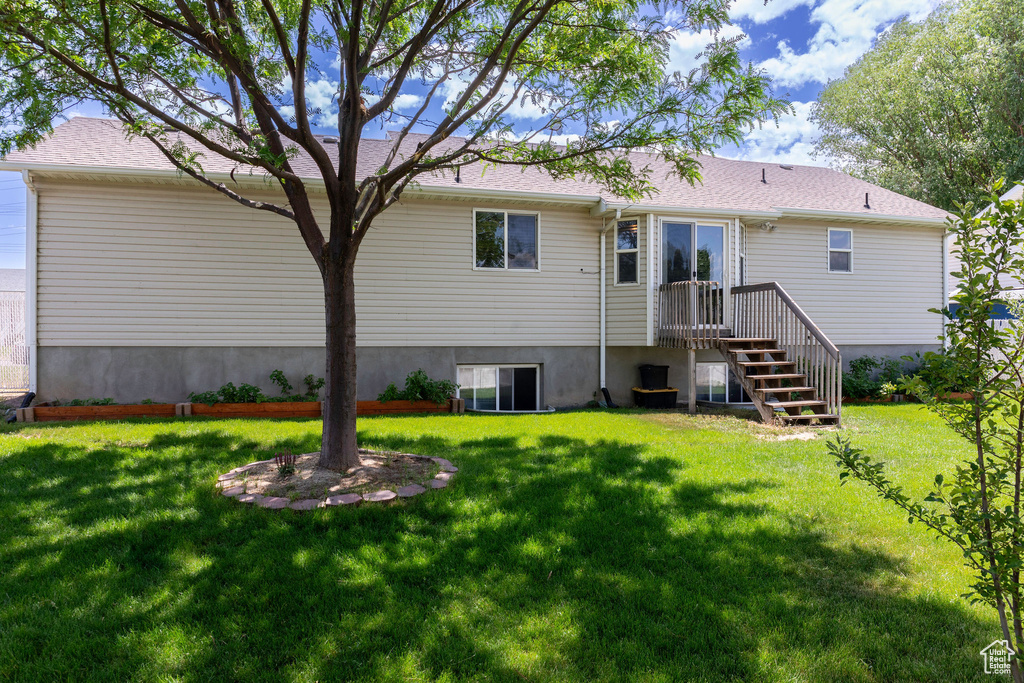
[638,364,669,391]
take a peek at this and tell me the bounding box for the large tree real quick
[812,0,1024,211]
[0,0,786,470]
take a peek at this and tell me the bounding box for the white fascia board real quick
[773,206,950,227]
[592,200,780,223]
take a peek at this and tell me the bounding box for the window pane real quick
[829,230,851,250]
[727,367,751,403]
[617,221,638,250]
[476,212,505,268]
[829,251,851,272]
[458,366,474,410]
[618,252,637,284]
[499,367,514,411]
[507,214,537,269]
[513,367,538,411]
[663,222,692,284]
[473,367,497,411]
[696,224,724,283]
[697,364,727,402]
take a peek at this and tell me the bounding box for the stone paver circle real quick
[216,450,457,511]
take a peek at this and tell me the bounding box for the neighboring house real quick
[947,182,1024,298]
[0,118,950,423]
[0,268,25,292]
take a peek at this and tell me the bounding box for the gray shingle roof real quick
[2,116,948,220]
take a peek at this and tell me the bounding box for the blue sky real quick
[0,0,942,270]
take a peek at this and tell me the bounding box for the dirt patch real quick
[756,431,818,442]
[233,450,442,500]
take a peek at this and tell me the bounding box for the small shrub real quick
[52,397,117,407]
[269,369,293,394]
[904,350,970,393]
[377,369,458,405]
[275,450,297,477]
[842,356,908,399]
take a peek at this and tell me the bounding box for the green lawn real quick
[0,406,1000,681]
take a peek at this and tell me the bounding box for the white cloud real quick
[728,100,821,165]
[729,0,815,24]
[441,76,554,121]
[392,93,425,111]
[667,24,749,75]
[757,0,942,88]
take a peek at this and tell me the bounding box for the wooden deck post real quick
[688,348,696,414]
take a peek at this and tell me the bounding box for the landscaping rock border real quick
[216,450,457,510]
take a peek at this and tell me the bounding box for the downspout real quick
[21,170,37,394]
[942,227,950,349]
[599,209,621,394]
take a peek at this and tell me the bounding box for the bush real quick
[377,369,458,405]
[904,350,970,394]
[842,356,907,399]
[188,370,325,405]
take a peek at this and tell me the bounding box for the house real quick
[947,182,1024,299]
[0,117,950,423]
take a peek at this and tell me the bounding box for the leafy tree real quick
[827,179,1024,682]
[812,0,1024,211]
[0,0,788,470]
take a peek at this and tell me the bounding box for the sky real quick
[0,0,943,270]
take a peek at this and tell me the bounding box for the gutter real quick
[21,170,37,395]
[2,160,953,227]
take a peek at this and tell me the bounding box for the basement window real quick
[827,228,853,273]
[696,363,751,404]
[474,210,539,270]
[457,364,540,412]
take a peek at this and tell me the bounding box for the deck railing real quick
[731,282,842,417]
[657,281,723,349]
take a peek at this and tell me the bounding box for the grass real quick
[0,405,1001,682]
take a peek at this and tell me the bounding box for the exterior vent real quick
[779,164,794,170]
[322,136,339,144]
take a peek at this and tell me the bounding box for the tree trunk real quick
[319,253,360,471]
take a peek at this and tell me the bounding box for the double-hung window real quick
[827,228,853,273]
[615,220,639,284]
[474,210,539,270]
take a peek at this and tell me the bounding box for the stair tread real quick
[748,373,805,381]
[723,338,777,343]
[730,348,786,355]
[779,413,840,421]
[756,386,815,393]
[768,400,828,408]
[736,360,796,367]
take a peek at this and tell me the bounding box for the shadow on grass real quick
[0,420,994,682]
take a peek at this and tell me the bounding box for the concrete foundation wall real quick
[37,345,599,407]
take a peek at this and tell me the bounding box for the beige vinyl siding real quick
[605,214,648,345]
[744,219,944,345]
[34,179,601,347]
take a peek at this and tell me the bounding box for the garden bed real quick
[23,403,178,422]
[18,398,464,422]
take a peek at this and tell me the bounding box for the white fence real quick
[0,291,28,394]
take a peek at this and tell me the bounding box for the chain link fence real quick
[0,290,28,395]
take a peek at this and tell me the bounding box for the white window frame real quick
[613,219,640,286]
[456,363,542,412]
[472,209,542,272]
[827,227,854,274]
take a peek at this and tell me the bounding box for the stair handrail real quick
[731,282,842,422]
[731,282,840,358]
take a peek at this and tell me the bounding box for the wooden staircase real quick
[720,337,840,426]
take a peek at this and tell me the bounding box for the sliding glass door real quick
[662,222,724,285]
